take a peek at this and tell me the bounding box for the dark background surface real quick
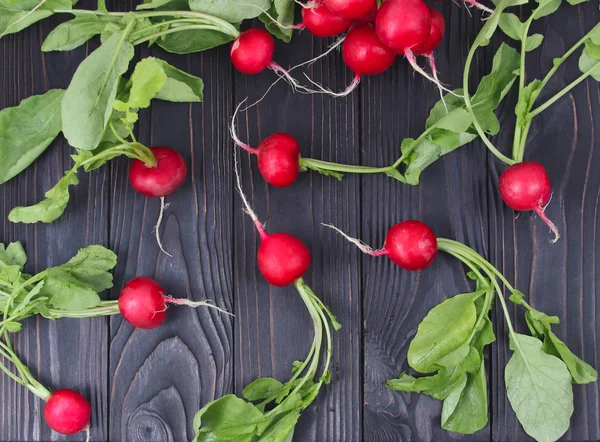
[1,1,599,441]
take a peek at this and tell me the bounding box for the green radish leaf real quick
[62,29,135,150]
[4,322,22,332]
[0,89,64,184]
[42,15,123,52]
[526,34,544,51]
[157,28,234,54]
[0,0,74,38]
[243,378,285,401]
[8,168,79,223]
[435,343,472,368]
[429,108,473,133]
[498,13,524,40]
[387,368,468,401]
[154,59,204,102]
[188,0,271,22]
[425,89,466,127]
[40,278,101,311]
[0,265,22,285]
[515,80,543,122]
[97,0,107,12]
[441,360,488,434]
[532,0,562,19]
[505,333,574,442]
[260,0,295,43]
[196,394,264,440]
[47,245,117,293]
[258,410,300,441]
[138,0,188,9]
[407,290,485,373]
[0,242,27,268]
[384,168,404,182]
[541,331,598,384]
[579,45,600,81]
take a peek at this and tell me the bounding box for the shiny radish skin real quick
[499,162,551,211]
[258,233,311,286]
[323,0,377,19]
[342,26,397,75]
[118,277,167,329]
[129,147,187,197]
[44,390,91,435]
[376,0,432,53]
[355,5,378,23]
[413,7,445,55]
[302,4,352,37]
[385,220,438,270]
[230,28,275,75]
[257,133,301,187]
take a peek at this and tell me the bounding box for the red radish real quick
[375,0,432,54]
[499,162,560,242]
[258,232,311,286]
[327,220,438,271]
[230,28,275,75]
[118,277,230,329]
[44,389,91,435]
[301,3,352,37]
[323,0,377,19]
[413,7,445,56]
[355,5,378,23]
[129,147,187,198]
[129,146,187,257]
[307,25,396,96]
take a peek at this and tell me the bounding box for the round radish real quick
[342,26,397,76]
[257,133,302,187]
[499,162,560,242]
[355,5,378,23]
[118,277,229,329]
[230,28,275,75]
[384,220,438,270]
[118,277,168,329]
[258,232,312,286]
[323,0,377,19]
[413,7,445,56]
[302,4,352,37]
[375,0,432,53]
[129,147,187,197]
[44,389,91,435]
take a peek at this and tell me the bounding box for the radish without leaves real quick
[44,389,91,435]
[230,28,275,75]
[375,0,432,53]
[323,0,377,19]
[499,162,560,242]
[258,232,311,286]
[118,276,230,329]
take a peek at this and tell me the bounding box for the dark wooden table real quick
[1,1,599,441]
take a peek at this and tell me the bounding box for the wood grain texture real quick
[107,12,234,442]
[233,29,362,441]
[0,2,110,440]
[489,3,600,441]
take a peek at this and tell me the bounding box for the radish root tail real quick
[463,0,494,14]
[534,202,561,243]
[164,296,234,316]
[155,197,173,257]
[85,426,91,442]
[304,73,361,97]
[427,53,448,114]
[405,50,461,98]
[231,100,257,154]
[322,223,388,256]
[233,147,268,238]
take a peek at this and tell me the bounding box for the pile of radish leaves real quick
[0,0,296,222]
[193,279,341,442]
[387,239,597,442]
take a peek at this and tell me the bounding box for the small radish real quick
[129,147,187,198]
[323,0,377,19]
[307,25,396,96]
[43,389,91,435]
[231,104,301,187]
[301,3,352,37]
[129,146,187,256]
[499,162,560,242]
[230,28,276,75]
[118,276,230,329]
[375,0,432,54]
[327,220,438,271]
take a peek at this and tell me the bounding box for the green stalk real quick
[300,158,395,175]
[132,24,224,46]
[45,301,120,319]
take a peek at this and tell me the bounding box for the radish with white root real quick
[191,154,341,440]
[326,220,597,440]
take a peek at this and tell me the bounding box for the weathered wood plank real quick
[489,4,600,441]
[233,30,362,441]
[0,3,110,440]
[361,5,493,441]
[107,38,234,441]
